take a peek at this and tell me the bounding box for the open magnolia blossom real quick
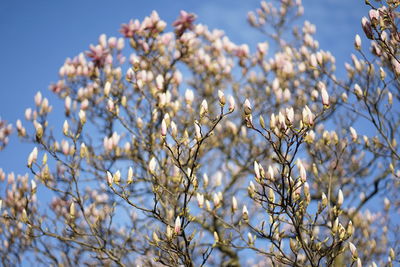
[0,0,399,266]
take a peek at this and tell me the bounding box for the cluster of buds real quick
[103,132,120,152]
[0,118,12,150]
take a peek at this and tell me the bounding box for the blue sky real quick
[0,0,369,189]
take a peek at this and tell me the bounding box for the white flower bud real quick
[107,171,113,186]
[337,189,344,207]
[63,120,69,136]
[243,99,252,115]
[149,157,157,173]
[354,34,361,50]
[349,127,358,141]
[104,81,111,97]
[127,167,134,184]
[196,193,204,208]
[232,196,238,213]
[228,95,235,112]
[218,90,226,106]
[79,110,86,125]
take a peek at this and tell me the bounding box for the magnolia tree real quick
[1,0,399,266]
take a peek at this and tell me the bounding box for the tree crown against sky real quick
[0,0,399,266]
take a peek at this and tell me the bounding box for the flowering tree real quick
[1,0,399,266]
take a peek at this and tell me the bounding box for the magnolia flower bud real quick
[368,9,379,24]
[170,121,178,137]
[270,114,276,129]
[389,247,395,261]
[34,91,42,106]
[35,123,43,139]
[70,202,76,218]
[79,143,87,158]
[79,110,86,125]
[174,216,181,234]
[302,105,314,126]
[243,99,252,116]
[267,166,275,181]
[107,171,113,186]
[347,221,354,237]
[232,196,238,213]
[161,119,167,137]
[21,209,28,223]
[388,91,393,105]
[354,84,363,99]
[196,193,204,208]
[122,168,131,186]
[113,170,121,184]
[320,86,329,108]
[320,192,328,211]
[242,205,249,221]
[254,161,260,179]
[42,153,48,165]
[213,193,221,207]
[63,120,69,136]
[259,115,266,129]
[228,95,235,112]
[349,242,358,259]
[268,188,275,203]
[104,81,111,97]
[149,157,157,173]
[332,217,339,234]
[247,232,254,245]
[361,17,373,39]
[203,173,209,188]
[349,127,358,141]
[200,100,208,116]
[185,89,194,105]
[218,90,226,106]
[354,34,361,50]
[31,180,37,195]
[337,189,344,207]
[194,122,202,140]
[156,74,164,90]
[298,160,307,183]
[285,107,294,125]
[28,147,38,167]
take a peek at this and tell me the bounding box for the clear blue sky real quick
[0,0,368,174]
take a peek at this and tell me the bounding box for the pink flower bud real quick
[361,17,373,39]
[368,9,380,24]
[174,216,181,234]
[320,86,329,107]
[161,119,167,137]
